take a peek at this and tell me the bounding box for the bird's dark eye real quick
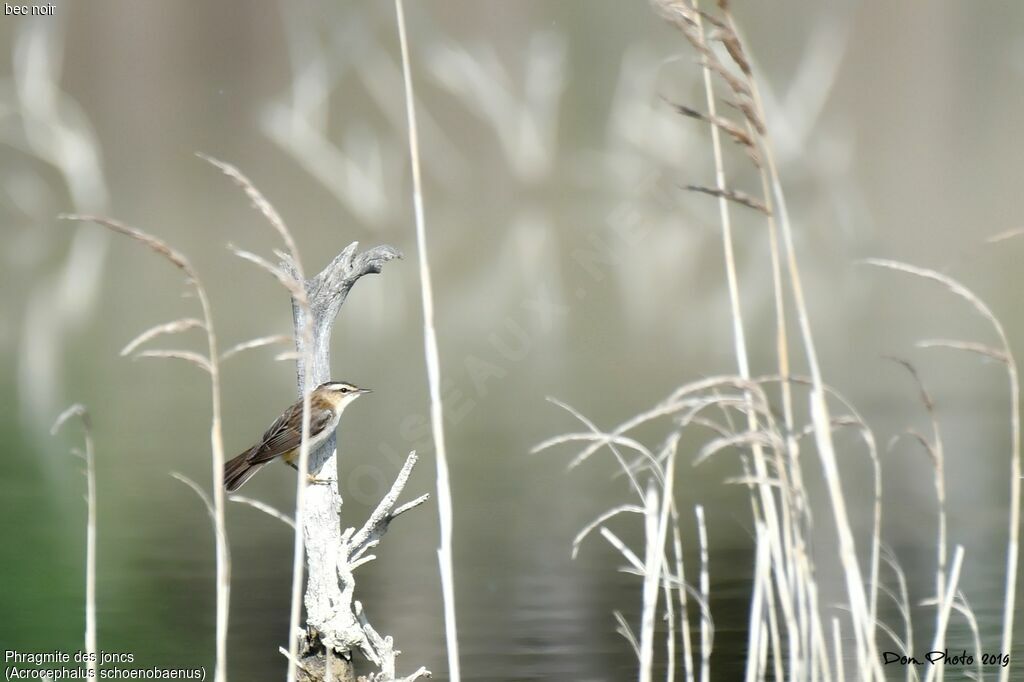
[339,386,350,393]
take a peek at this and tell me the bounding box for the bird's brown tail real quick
[224,448,264,492]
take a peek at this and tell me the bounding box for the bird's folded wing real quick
[247,402,334,464]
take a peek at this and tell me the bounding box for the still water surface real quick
[5,406,1022,682]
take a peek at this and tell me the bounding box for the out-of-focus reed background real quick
[3,1,1024,679]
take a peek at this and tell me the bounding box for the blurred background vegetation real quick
[3,1,1024,679]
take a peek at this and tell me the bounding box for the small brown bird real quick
[223,380,370,492]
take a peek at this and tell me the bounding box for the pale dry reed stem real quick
[692,7,823,671]
[690,2,748,385]
[669,4,884,670]
[62,214,230,682]
[808,389,875,674]
[751,144,806,670]
[744,523,769,682]
[663,548,677,682]
[987,227,1024,244]
[743,50,886,682]
[762,557,784,682]
[866,258,1020,682]
[131,350,212,373]
[544,396,653,497]
[888,357,947,637]
[832,617,844,682]
[807,579,830,682]
[601,526,645,573]
[269,278,310,682]
[615,610,642,660]
[916,339,1007,362]
[696,505,711,682]
[639,483,660,682]
[950,592,982,681]
[394,2,460,679]
[278,647,314,678]
[573,505,645,558]
[200,155,315,682]
[690,47,884,661]
[639,435,680,682]
[120,318,204,357]
[188,277,228,682]
[655,437,680,682]
[229,495,297,530]
[881,546,917,682]
[220,334,293,361]
[686,8,801,675]
[171,471,230,682]
[923,545,965,682]
[671,514,696,682]
[197,154,301,260]
[51,404,97,680]
[758,187,809,677]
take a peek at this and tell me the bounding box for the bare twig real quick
[349,452,429,562]
[354,599,433,681]
[336,454,430,678]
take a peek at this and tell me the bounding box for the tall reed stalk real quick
[690,5,802,677]
[52,404,97,681]
[197,154,317,682]
[536,2,1015,679]
[61,215,230,682]
[394,2,462,679]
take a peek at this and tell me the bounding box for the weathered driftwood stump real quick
[286,243,430,682]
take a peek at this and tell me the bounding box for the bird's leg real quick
[287,458,333,486]
[307,473,337,487]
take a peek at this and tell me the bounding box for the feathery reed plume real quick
[650,0,894,675]
[537,0,980,677]
[197,154,317,682]
[886,357,948,634]
[51,404,97,681]
[60,214,230,682]
[661,1,807,676]
[866,259,1020,682]
[394,2,461,679]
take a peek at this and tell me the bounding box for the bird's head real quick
[315,380,371,410]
